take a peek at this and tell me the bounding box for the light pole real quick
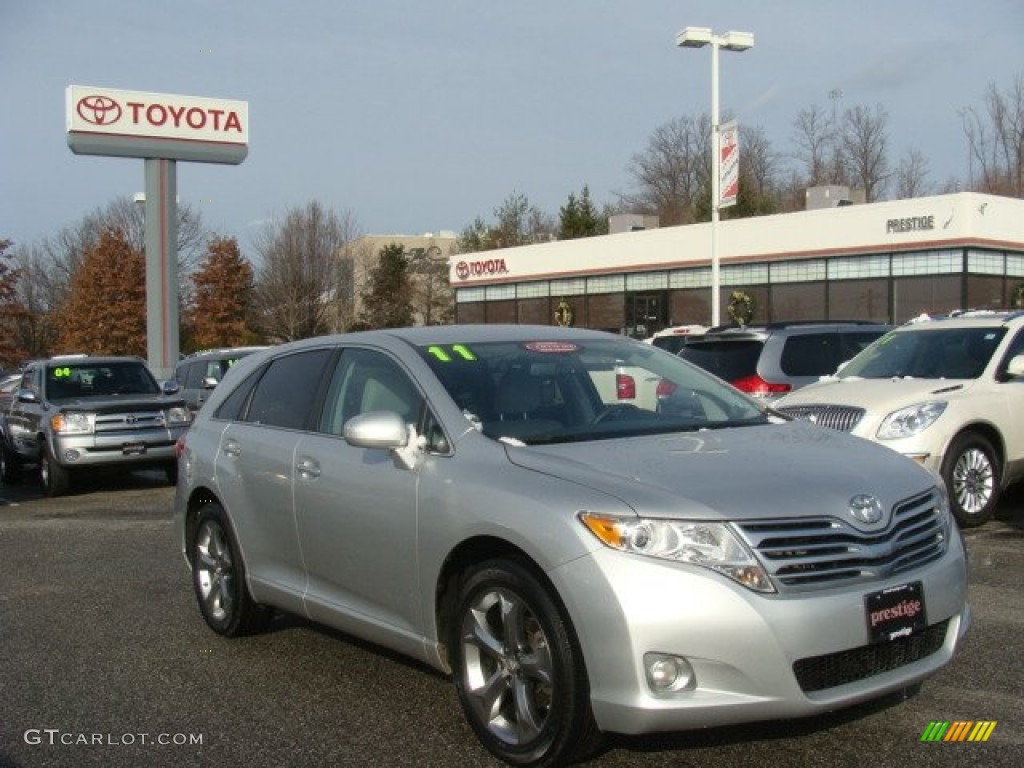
[676,27,754,326]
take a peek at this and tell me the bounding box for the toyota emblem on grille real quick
[849,494,884,525]
[76,95,123,126]
[123,415,137,425]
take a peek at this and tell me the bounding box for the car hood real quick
[504,421,934,522]
[50,394,187,412]
[776,377,971,411]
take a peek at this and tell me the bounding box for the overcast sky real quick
[2,0,1021,253]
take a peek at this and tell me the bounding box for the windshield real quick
[838,327,1005,380]
[45,361,160,400]
[418,338,766,445]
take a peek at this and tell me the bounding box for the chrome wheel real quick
[952,446,995,517]
[194,518,236,623]
[943,432,1000,528]
[451,560,599,766]
[460,587,554,745]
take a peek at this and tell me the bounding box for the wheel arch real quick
[434,535,576,673]
[945,421,1006,484]
[182,485,229,562]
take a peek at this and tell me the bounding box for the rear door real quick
[213,347,334,606]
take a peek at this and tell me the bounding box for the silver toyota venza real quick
[174,325,969,767]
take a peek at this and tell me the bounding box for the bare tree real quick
[839,104,891,202]
[791,104,836,188]
[894,149,932,199]
[961,73,1024,197]
[251,201,359,343]
[457,192,554,253]
[619,115,711,226]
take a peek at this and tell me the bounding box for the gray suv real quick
[678,321,890,401]
[175,325,967,767]
[0,355,191,496]
[174,347,267,414]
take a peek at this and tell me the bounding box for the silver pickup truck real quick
[0,355,191,496]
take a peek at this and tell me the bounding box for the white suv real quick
[776,311,1024,527]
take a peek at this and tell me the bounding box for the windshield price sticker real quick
[865,581,926,643]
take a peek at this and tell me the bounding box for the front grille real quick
[777,404,864,432]
[793,619,949,693]
[94,411,166,433]
[734,491,948,592]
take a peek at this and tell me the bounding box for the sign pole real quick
[143,158,179,379]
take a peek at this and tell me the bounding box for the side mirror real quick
[201,377,219,390]
[1005,354,1024,379]
[344,410,421,470]
[17,389,39,404]
[162,380,181,395]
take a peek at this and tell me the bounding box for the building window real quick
[516,281,549,298]
[828,255,890,280]
[586,275,625,294]
[626,272,668,291]
[771,260,826,283]
[722,264,769,286]
[550,278,585,296]
[892,250,961,276]
[1009,254,1024,277]
[485,284,516,301]
[455,287,486,303]
[967,250,1005,275]
[669,267,710,289]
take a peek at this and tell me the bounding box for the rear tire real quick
[190,501,272,637]
[942,432,1000,528]
[1,445,23,485]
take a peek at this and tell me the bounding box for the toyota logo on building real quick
[455,257,509,281]
[76,95,122,126]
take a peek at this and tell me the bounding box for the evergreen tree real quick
[360,244,412,329]
[0,239,28,369]
[55,229,146,356]
[558,185,605,239]
[184,237,256,351]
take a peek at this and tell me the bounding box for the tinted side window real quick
[185,362,207,389]
[779,334,839,376]
[215,368,261,421]
[245,349,333,429]
[319,349,423,435]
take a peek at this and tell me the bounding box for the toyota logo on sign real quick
[76,95,122,126]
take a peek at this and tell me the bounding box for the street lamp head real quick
[676,26,712,48]
[721,30,754,51]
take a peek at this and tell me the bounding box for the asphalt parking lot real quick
[1,471,1022,768]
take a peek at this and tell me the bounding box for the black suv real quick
[678,321,891,401]
[0,355,190,496]
[174,347,267,414]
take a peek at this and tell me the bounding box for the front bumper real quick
[550,539,969,735]
[50,427,186,468]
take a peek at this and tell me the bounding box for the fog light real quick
[63,449,81,462]
[644,652,695,693]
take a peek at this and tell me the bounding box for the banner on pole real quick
[719,120,739,209]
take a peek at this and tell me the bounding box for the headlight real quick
[164,407,192,426]
[51,412,95,434]
[579,512,775,593]
[876,401,947,440]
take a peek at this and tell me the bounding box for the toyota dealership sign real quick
[66,85,248,164]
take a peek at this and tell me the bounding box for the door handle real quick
[222,438,241,457]
[296,456,321,479]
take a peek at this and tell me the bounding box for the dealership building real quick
[450,191,1024,335]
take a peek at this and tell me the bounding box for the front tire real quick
[942,432,1000,528]
[190,502,271,636]
[450,559,599,767]
[39,445,71,497]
